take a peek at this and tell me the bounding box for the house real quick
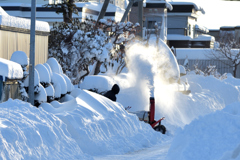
[129,1,214,48]
[0,0,126,26]
[208,26,240,48]
[208,29,220,42]
[129,0,171,42]
[167,2,214,48]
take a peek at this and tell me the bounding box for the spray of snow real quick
[110,37,225,129]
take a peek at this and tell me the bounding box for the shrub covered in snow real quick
[35,64,51,87]
[186,64,224,79]
[24,69,40,93]
[34,84,47,106]
[10,51,29,101]
[51,72,67,98]
[48,18,139,84]
[8,51,74,107]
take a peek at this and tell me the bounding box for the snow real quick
[35,64,51,84]
[2,25,240,160]
[51,73,67,95]
[0,7,50,32]
[24,69,40,88]
[62,74,73,93]
[45,84,55,97]
[175,48,225,60]
[192,34,215,41]
[143,1,173,11]
[195,24,209,33]
[10,51,29,67]
[169,2,205,14]
[179,65,186,75]
[0,99,89,160]
[0,57,23,80]
[80,75,115,93]
[83,2,125,13]
[43,63,53,77]
[0,7,8,15]
[35,83,47,103]
[46,58,62,74]
[2,70,240,160]
[167,102,240,160]
[167,34,192,41]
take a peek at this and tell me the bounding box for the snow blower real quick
[128,97,166,134]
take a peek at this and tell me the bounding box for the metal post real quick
[121,0,134,22]
[28,0,36,105]
[138,0,143,38]
[97,0,110,22]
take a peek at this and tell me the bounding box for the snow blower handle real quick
[125,106,132,110]
[150,117,165,128]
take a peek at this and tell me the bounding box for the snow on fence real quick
[0,7,50,65]
[177,59,234,75]
[175,48,240,77]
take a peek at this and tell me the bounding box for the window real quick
[148,21,156,29]
[188,24,191,36]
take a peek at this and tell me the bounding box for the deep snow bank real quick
[0,99,90,160]
[183,74,240,106]
[0,89,165,159]
[41,89,164,156]
[166,101,240,160]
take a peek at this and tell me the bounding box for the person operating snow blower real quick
[103,84,120,102]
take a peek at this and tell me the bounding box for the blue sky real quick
[172,0,240,29]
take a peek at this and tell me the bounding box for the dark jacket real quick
[103,84,120,102]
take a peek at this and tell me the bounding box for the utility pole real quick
[138,0,143,38]
[28,0,36,105]
[121,0,134,22]
[97,0,110,23]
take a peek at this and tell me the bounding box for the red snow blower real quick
[128,97,166,134]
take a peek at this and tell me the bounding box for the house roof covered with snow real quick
[0,58,23,80]
[0,2,125,23]
[167,34,192,41]
[220,26,235,30]
[192,34,215,42]
[169,2,205,14]
[195,24,209,33]
[143,1,173,10]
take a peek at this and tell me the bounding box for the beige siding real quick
[0,30,48,65]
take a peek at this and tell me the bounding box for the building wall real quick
[129,6,140,25]
[208,30,220,42]
[167,16,187,35]
[0,30,48,65]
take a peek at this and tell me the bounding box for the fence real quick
[0,30,49,65]
[177,59,234,76]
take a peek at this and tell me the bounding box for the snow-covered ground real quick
[1,53,240,160]
[1,72,240,160]
[1,34,240,160]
